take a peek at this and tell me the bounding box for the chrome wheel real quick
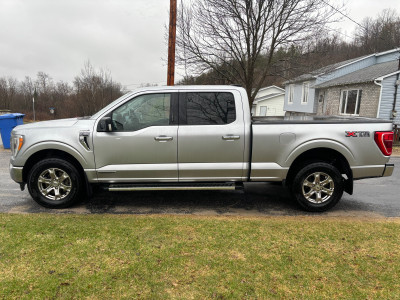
[37,168,72,201]
[302,172,334,204]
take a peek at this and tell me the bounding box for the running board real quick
[108,182,241,192]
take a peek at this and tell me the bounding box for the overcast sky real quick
[0,0,399,89]
[331,0,400,40]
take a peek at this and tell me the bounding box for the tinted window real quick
[112,93,171,131]
[186,92,236,125]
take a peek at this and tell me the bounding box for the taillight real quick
[374,131,393,156]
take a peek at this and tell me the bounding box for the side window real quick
[301,82,309,104]
[288,84,294,104]
[112,93,171,131]
[259,106,267,116]
[185,92,236,125]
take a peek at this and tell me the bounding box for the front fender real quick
[14,141,93,169]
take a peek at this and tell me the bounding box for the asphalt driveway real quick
[1,148,399,217]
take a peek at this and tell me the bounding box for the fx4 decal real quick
[345,131,370,137]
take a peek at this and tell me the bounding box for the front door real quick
[177,91,245,181]
[93,92,178,182]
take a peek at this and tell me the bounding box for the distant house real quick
[283,48,400,124]
[251,85,285,116]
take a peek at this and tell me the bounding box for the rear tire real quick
[292,162,344,212]
[27,158,82,208]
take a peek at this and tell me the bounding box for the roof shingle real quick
[284,56,369,84]
[314,60,399,88]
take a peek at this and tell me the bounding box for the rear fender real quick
[285,139,356,167]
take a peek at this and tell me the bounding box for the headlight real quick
[10,135,24,157]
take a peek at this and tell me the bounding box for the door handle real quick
[222,135,240,140]
[154,136,173,141]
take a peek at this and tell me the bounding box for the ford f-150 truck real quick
[9,86,395,211]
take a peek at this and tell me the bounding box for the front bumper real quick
[383,163,394,177]
[9,163,23,183]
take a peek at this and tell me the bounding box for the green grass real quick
[1,214,400,299]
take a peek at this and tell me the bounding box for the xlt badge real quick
[345,131,370,137]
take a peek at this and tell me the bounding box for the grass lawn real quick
[1,214,400,299]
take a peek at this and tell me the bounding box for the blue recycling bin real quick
[0,113,25,149]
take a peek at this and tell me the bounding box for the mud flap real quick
[344,176,353,195]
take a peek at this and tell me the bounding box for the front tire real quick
[27,158,83,208]
[292,162,344,212]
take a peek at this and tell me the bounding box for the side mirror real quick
[98,117,112,132]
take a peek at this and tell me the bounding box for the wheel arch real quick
[22,149,91,196]
[286,147,353,195]
[23,149,83,181]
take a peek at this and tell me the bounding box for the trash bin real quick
[0,113,25,149]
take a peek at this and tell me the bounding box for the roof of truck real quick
[128,85,246,93]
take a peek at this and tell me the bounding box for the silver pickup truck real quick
[9,86,394,211]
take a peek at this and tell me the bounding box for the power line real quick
[325,26,354,40]
[320,0,368,32]
[123,81,165,87]
[321,0,389,45]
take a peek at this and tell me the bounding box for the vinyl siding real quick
[377,52,400,64]
[378,74,400,124]
[254,94,285,116]
[255,86,284,99]
[315,56,376,85]
[284,80,316,113]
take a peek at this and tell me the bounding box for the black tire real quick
[27,158,83,208]
[291,162,344,212]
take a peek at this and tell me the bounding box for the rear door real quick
[177,90,245,181]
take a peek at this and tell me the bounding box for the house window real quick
[288,85,294,104]
[260,106,267,116]
[340,90,362,115]
[301,82,309,104]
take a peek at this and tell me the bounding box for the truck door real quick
[177,90,245,181]
[93,92,178,182]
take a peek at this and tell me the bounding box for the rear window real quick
[185,92,236,125]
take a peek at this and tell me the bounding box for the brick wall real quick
[317,83,380,117]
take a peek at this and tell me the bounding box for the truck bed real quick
[252,115,393,124]
[249,116,393,182]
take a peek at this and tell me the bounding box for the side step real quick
[108,182,242,192]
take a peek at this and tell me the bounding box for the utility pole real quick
[33,88,37,122]
[32,97,35,121]
[167,0,177,86]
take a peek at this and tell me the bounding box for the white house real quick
[251,86,285,116]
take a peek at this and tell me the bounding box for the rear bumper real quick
[352,163,394,179]
[383,163,394,177]
[9,163,23,183]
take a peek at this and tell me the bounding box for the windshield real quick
[90,91,134,119]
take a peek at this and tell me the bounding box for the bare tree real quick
[19,76,36,109]
[0,78,8,109]
[74,61,122,115]
[355,9,400,53]
[0,77,18,109]
[176,0,341,104]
